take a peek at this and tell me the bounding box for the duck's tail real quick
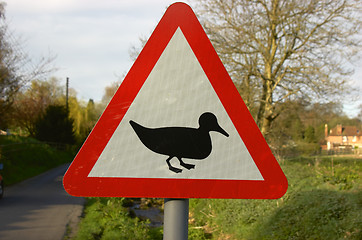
[129,120,148,137]
[129,120,141,132]
[129,120,155,149]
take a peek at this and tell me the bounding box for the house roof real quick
[329,125,362,136]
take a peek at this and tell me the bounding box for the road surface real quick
[0,164,84,240]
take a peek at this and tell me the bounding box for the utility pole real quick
[66,77,69,112]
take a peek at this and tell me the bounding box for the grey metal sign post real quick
[163,198,189,240]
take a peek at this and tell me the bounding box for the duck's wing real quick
[129,122,212,159]
[144,127,211,159]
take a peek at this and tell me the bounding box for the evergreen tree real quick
[304,126,317,143]
[35,105,75,145]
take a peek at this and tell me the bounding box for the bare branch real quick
[192,0,361,135]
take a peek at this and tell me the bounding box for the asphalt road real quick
[0,164,84,240]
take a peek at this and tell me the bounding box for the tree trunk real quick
[260,107,273,137]
[260,81,274,137]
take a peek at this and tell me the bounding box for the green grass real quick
[3,135,357,239]
[189,156,361,239]
[2,135,359,240]
[73,198,162,240]
[0,135,74,185]
[73,156,361,240]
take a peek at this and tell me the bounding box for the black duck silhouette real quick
[129,112,229,173]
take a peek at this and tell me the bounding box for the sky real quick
[6,0,180,101]
[5,0,362,118]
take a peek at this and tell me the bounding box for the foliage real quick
[7,76,102,145]
[35,105,76,145]
[193,0,361,136]
[74,197,155,240]
[267,100,361,157]
[304,125,317,143]
[68,98,100,144]
[189,157,361,239]
[10,78,64,136]
[0,135,73,185]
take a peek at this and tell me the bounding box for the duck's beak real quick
[216,125,229,137]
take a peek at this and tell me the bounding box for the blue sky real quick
[5,0,362,118]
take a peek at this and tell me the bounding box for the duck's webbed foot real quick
[169,166,183,173]
[178,158,195,170]
[166,156,182,173]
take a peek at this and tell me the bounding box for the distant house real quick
[325,124,362,150]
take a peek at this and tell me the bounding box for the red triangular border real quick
[63,2,288,199]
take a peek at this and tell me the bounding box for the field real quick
[74,156,361,239]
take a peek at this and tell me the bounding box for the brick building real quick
[325,124,362,150]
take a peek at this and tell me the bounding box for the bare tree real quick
[0,2,55,128]
[101,81,121,106]
[192,0,361,136]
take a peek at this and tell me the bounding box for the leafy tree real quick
[291,117,305,141]
[86,99,97,121]
[9,75,103,143]
[304,125,317,143]
[193,0,361,136]
[73,98,100,142]
[10,78,63,136]
[35,105,75,145]
[268,99,361,157]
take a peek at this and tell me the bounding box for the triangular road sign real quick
[63,2,287,199]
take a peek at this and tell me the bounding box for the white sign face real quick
[88,28,263,180]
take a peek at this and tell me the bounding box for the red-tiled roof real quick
[329,125,361,136]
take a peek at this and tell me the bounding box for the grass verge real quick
[189,156,361,239]
[73,156,361,240]
[73,198,163,240]
[0,135,74,185]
